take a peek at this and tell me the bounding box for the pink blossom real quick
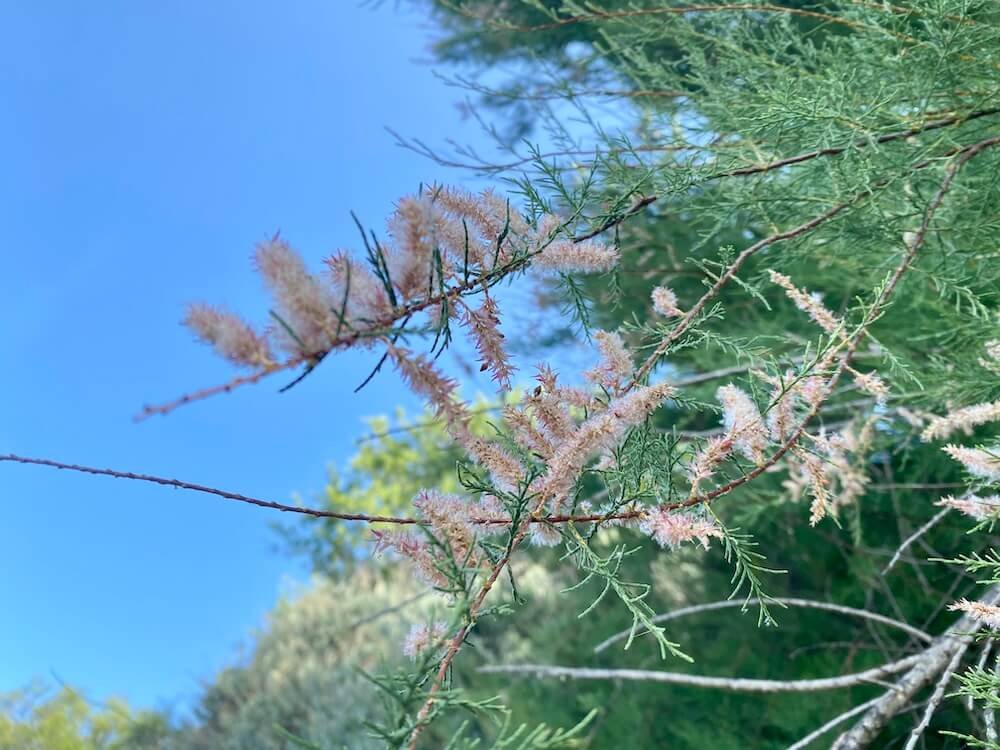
[461,437,526,493]
[938,494,1000,521]
[325,250,392,324]
[412,489,478,561]
[949,599,1000,630]
[402,621,450,659]
[373,530,449,589]
[641,507,724,550]
[255,238,340,355]
[462,295,515,391]
[943,444,1000,481]
[390,347,470,439]
[184,304,274,369]
[768,270,842,336]
[687,436,734,493]
[651,286,682,317]
[586,330,635,390]
[533,238,619,274]
[529,522,563,547]
[852,370,889,407]
[387,195,443,299]
[923,400,1000,441]
[436,186,528,266]
[537,383,674,510]
[504,405,555,459]
[800,451,831,525]
[765,370,798,442]
[717,385,769,463]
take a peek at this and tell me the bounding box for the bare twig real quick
[341,589,432,634]
[136,364,300,422]
[786,697,884,750]
[0,454,421,524]
[478,654,923,692]
[883,508,951,576]
[0,454,638,528]
[388,130,708,173]
[593,597,933,654]
[902,639,969,750]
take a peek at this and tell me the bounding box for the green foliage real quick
[327,2,1000,743]
[0,684,172,750]
[223,401,987,747]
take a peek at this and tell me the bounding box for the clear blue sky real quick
[0,1,500,714]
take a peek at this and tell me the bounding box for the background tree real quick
[0,684,172,750]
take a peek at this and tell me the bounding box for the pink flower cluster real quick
[402,621,450,659]
[923,399,1000,441]
[949,599,1000,629]
[943,444,1000,481]
[768,270,843,336]
[640,507,724,550]
[184,186,617,375]
[938,494,1000,521]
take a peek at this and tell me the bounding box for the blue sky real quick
[0,1,507,714]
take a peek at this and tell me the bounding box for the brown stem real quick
[660,135,1000,516]
[711,107,1000,180]
[0,453,645,528]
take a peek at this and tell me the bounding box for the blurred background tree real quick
[0,684,172,750]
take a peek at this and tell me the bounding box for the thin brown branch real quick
[0,454,422,524]
[573,195,658,242]
[477,4,884,36]
[712,107,1000,180]
[137,363,302,421]
[630,197,858,387]
[406,526,527,747]
[0,453,642,528]
[659,134,1000,516]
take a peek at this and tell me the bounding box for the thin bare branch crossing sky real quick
[0,1,495,713]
